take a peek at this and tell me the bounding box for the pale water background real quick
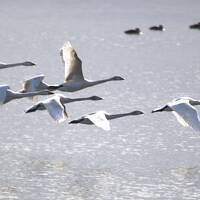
[0,0,200,199]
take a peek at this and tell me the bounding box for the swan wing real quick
[43,98,68,123]
[61,41,84,82]
[169,100,200,131]
[86,112,111,131]
[22,75,45,92]
[172,111,189,127]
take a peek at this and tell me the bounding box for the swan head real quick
[130,110,144,115]
[152,105,172,113]
[111,76,124,81]
[89,96,103,101]
[22,61,36,66]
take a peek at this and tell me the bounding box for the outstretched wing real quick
[22,75,45,92]
[169,100,200,131]
[61,41,84,82]
[43,98,68,123]
[86,112,111,131]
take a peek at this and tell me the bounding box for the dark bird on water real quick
[149,25,165,31]
[189,22,200,30]
[124,28,142,35]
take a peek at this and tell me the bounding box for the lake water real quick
[0,0,200,199]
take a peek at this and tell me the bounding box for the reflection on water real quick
[1,158,200,199]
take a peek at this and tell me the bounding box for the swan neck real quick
[15,90,48,98]
[106,112,132,120]
[87,77,113,86]
[0,62,24,69]
[62,97,91,104]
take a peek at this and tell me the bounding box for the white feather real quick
[169,99,200,131]
[86,111,111,131]
[61,41,84,82]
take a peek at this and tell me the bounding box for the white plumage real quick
[69,110,144,131]
[152,97,200,131]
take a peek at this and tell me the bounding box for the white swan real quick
[20,42,124,93]
[0,85,53,104]
[25,94,103,122]
[20,74,60,93]
[26,94,68,123]
[69,110,144,131]
[0,61,35,69]
[152,97,200,131]
[56,41,124,92]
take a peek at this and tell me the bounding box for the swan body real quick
[0,61,35,69]
[0,85,53,104]
[26,94,68,123]
[56,41,124,92]
[69,110,144,131]
[152,97,200,131]
[25,94,103,122]
[149,25,165,31]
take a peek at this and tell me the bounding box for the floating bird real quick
[0,85,53,104]
[124,28,142,35]
[152,97,200,131]
[20,74,60,93]
[189,22,200,30]
[0,61,35,69]
[25,94,103,123]
[69,110,144,131]
[149,25,165,31]
[21,42,124,93]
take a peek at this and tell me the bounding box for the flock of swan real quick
[1,41,200,131]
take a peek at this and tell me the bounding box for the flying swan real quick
[152,97,200,131]
[20,41,124,93]
[19,74,60,93]
[69,110,144,131]
[0,61,35,69]
[0,85,53,104]
[25,94,103,123]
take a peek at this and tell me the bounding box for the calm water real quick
[0,0,200,199]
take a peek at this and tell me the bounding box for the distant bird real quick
[25,94,102,123]
[124,28,142,35]
[152,97,200,131]
[21,42,124,93]
[0,85,53,104]
[69,110,144,131]
[20,74,60,93]
[149,25,165,31]
[0,61,35,69]
[189,22,200,30]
